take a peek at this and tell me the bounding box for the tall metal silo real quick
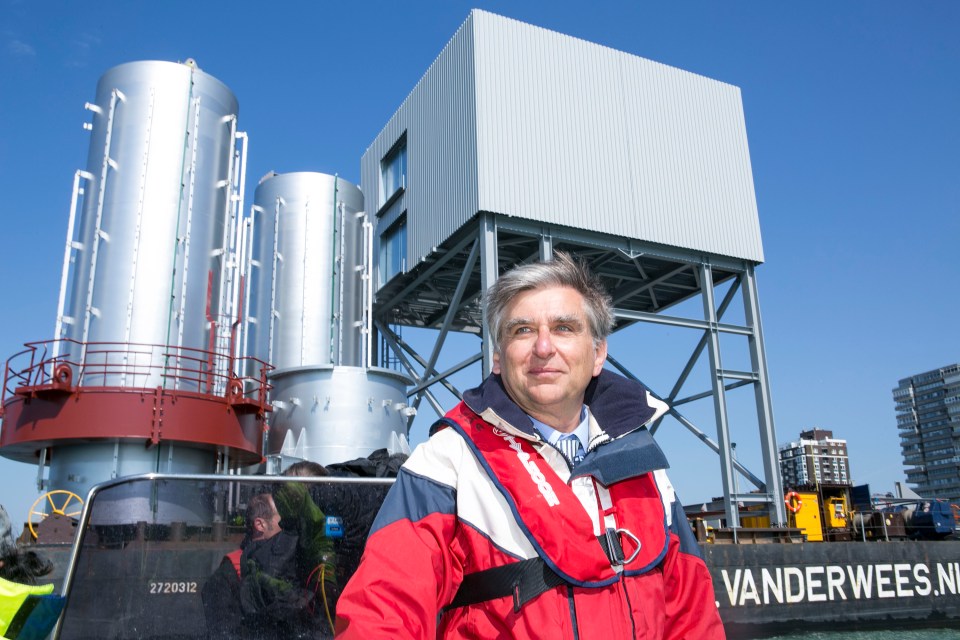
[247,172,366,369]
[57,59,241,388]
[0,60,267,524]
[247,172,412,466]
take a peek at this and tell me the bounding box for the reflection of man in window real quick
[203,491,331,639]
[238,493,313,637]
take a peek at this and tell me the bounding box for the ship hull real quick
[706,540,960,636]
[29,475,960,638]
[39,540,960,638]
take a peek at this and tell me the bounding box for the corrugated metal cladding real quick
[362,9,764,275]
[361,14,480,271]
[472,10,763,263]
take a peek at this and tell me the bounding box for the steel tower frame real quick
[372,213,786,527]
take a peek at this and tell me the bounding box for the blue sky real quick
[1,1,958,528]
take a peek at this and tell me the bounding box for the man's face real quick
[254,495,282,541]
[492,286,607,431]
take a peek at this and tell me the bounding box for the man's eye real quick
[556,325,573,332]
[515,326,532,334]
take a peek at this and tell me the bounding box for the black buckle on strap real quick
[598,528,641,566]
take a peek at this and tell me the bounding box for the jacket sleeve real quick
[334,451,464,639]
[201,556,243,639]
[661,492,726,639]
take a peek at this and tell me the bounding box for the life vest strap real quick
[445,531,632,612]
[445,557,566,613]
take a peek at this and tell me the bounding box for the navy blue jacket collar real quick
[459,369,670,482]
[462,369,660,441]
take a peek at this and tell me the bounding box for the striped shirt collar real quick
[530,406,589,451]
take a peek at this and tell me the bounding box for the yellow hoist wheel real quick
[28,490,83,540]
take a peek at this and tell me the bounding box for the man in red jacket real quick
[336,252,725,639]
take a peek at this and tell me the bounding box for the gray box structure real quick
[363,9,763,276]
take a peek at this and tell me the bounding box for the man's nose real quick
[533,327,555,357]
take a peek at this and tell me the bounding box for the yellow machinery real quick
[28,490,83,539]
[820,488,854,541]
[825,494,849,529]
[784,487,853,542]
[787,491,823,541]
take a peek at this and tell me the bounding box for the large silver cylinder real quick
[60,60,240,390]
[247,172,366,369]
[267,366,412,465]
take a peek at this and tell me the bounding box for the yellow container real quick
[788,491,823,541]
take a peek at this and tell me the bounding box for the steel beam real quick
[700,262,739,528]
[409,240,480,415]
[743,263,787,525]
[479,213,499,377]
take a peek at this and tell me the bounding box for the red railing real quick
[2,339,273,407]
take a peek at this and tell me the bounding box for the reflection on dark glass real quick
[58,477,393,640]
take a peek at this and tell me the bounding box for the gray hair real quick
[484,251,614,352]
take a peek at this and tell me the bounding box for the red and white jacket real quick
[335,370,725,639]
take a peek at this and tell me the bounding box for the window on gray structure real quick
[380,136,407,207]
[379,214,407,286]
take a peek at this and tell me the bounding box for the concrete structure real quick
[779,428,852,488]
[893,363,960,503]
[364,10,784,526]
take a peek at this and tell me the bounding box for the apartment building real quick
[893,363,960,502]
[779,428,852,488]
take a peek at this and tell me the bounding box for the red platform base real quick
[1,384,265,466]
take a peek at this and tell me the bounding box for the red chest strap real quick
[447,403,617,587]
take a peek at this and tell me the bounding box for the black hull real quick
[28,475,960,638]
[705,540,960,637]
[36,540,960,638]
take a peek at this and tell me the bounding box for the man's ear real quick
[593,339,608,376]
[253,517,266,534]
[492,350,501,375]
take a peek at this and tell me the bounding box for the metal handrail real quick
[2,338,273,402]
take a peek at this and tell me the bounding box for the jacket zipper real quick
[621,577,638,639]
[566,586,581,640]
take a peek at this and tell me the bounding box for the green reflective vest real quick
[0,577,55,639]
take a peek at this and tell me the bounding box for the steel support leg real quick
[480,213,499,377]
[743,263,786,525]
[700,262,739,528]
[539,233,553,261]
[409,240,480,415]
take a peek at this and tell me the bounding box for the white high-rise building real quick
[779,429,851,488]
[893,364,960,502]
